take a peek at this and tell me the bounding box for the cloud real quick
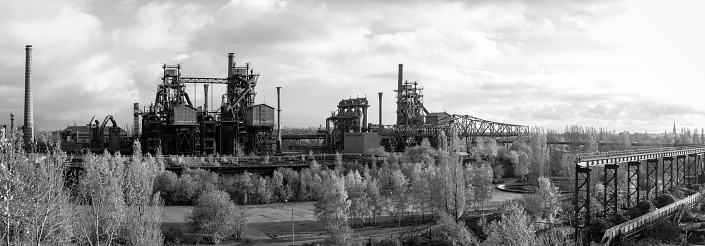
[120,1,212,50]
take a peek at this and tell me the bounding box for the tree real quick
[190,189,248,244]
[436,211,479,246]
[366,178,384,225]
[314,174,351,245]
[483,202,537,246]
[123,142,164,246]
[0,138,75,245]
[521,177,561,221]
[76,151,127,245]
[345,170,368,227]
[530,127,550,177]
[390,169,409,226]
[467,162,494,212]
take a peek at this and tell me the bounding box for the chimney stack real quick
[396,64,403,125]
[378,92,383,127]
[24,45,34,145]
[204,84,209,113]
[227,53,234,79]
[10,113,14,131]
[276,87,282,153]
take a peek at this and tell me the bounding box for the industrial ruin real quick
[9,45,529,155]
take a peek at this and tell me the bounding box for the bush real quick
[154,171,178,205]
[609,213,629,225]
[586,218,614,243]
[646,221,682,243]
[655,194,677,208]
[190,189,249,244]
[628,200,656,218]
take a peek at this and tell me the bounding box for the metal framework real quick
[676,155,686,187]
[646,159,659,200]
[574,146,705,244]
[663,157,673,191]
[627,161,640,208]
[575,165,591,229]
[603,164,619,216]
[687,154,697,185]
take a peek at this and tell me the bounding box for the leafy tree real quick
[529,127,550,177]
[154,171,179,204]
[436,211,479,246]
[521,177,561,221]
[314,174,351,245]
[366,178,384,225]
[467,162,494,211]
[345,170,368,227]
[483,202,537,246]
[190,189,248,244]
[0,138,75,245]
[390,169,409,225]
[123,142,164,246]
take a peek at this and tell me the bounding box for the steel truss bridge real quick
[573,146,705,244]
[378,114,529,150]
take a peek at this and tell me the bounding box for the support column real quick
[603,164,619,216]
[676,155,686,187]
[662,157,673,192]
[699,154,704,184]
[627,161,640,208]
[687,154,697,185]
[575,165,592,237]
[646,159,658,200]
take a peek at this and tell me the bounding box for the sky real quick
[0,0,704,133]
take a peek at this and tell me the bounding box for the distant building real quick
[60,124,127,143]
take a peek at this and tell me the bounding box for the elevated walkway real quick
[601,191,704,245]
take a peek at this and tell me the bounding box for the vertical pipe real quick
[24,45,34,145]
[204,84,209,113]
[227,53,234,79]
[10,113,14,131]
[276,86,282,153]
[378,92,382,127]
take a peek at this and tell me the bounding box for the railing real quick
[600,191,704,245]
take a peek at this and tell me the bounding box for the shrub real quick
[586,218,614,243]
[628,200,656,218]
[190,189,249,244]
[154,171,178,205]
[655,194,677,208]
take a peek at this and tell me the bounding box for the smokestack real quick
[23,45,34,145]
[276,87,282,153]
[227,53,234,79]
[204,84,209,113]
[396,64,403,125]
[10,113,14,131]
[378,92,383,127]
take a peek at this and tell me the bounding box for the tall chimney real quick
[10,113,14,131]
[378,92,383,127]
[227,53,234,79]
[203,84,209,113]
[23,45,34,145]
[396,64,403,125]
[133,103,140,138]
[276,87,282,153]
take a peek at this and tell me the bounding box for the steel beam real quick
[699,154,704,184]
[662,157,673,192]
[627,161,640,208]
[603,164,619,216]
[575,165,592,231]
[646,159,658,200]
[676,155,686,187]
[687,154,697,185]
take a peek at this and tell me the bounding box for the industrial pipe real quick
[24,45,34,145]
[396,64,403,126]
